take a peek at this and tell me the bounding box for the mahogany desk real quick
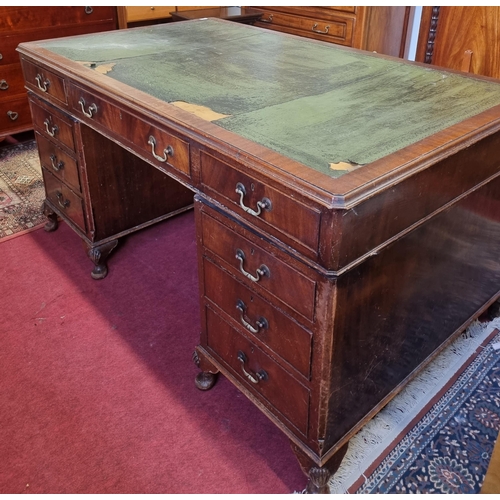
[17,19,500,492]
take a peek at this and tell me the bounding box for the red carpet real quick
[0,211,304,494]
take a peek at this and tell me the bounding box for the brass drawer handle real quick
[312,23,329,34]
[7,110,18,121]
[261,14,273,23]
[0,79,8,90]
[35,74,50,92]
[84,6,93,14]
[0,53,3,60]
[148,135,174,163]
[235,249,270,283]
[78,98,98,118]
[237,351,268,384]
[236,299,268,334]
[235,182,272,217]
[43,119,58,137]
[56,192,70,209]
[49,154,65,172]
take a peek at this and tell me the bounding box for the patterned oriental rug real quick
[330,319,500,494]
[0,140,45,240]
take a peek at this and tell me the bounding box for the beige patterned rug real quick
[0,140,45,241]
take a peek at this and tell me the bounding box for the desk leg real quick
[290,441,349,494]
[42,201,58,232]
[193,347,219,391]
[487,298,500,320]
[82,239,119,280]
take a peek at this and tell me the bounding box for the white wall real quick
[406,6,422,61]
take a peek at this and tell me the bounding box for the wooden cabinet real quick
[0,6,117,140]
[117,6,217,28]
[119,6,176,26]
[250,6,411,57]
[416,7,500,78]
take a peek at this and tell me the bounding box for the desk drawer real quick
[126,6,175,22]
[203,258,312,378]
[42,168,86,232]
[205,306,310,436]
[0,95,31,132]
[36,132,81,193]
[0,6,116,31]
[22,60,67,104]
[68,84,191,178]
[256,8,353,46]
[200,151,320,256]
[30,97,75,151]
[200,210,316,322]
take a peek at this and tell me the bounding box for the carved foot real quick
[42,201,58,232]
[195,371,218,391]
[487,299,500,320]
[83,240,119,280]
[307,467,332,494]
[290,441,349,494]
[193,348,219,391]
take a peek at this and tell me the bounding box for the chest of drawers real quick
[250,6,411,57]
[0,6,118,141]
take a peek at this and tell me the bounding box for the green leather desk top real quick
[39,19,500,178]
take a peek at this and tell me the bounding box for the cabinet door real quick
[417,7,500,78]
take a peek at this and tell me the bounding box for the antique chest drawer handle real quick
[235,182,272,217]
[236,299,268,334]
[312,23,330,34]
[7,110,18,121]
[49,154,65,172]
[84,6,93,14]
[0,53,3,60]
[235,249,270,282]
[148,135,174,163]
[237,351,268,384]
[56,192,70,209]
[43,119,58,137]
[35,74,50,92]
[78,98,98,118]
[0,80,8,90]
[261,14,273,23]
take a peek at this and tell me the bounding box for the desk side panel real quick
[325,130,500,271]
[323,175,500,450]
